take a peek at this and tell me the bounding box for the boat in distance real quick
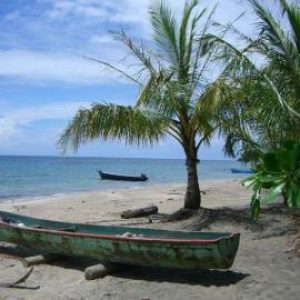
[98,170,148,182]
[230,168,253,174]
[0,210,240,270]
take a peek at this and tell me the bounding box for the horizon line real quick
[0,154,234,161]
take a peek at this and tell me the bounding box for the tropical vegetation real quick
[243,141,300,218]
[204,0,300,163]
[201,0,300,215]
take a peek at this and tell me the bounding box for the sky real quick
[0,0,256,159]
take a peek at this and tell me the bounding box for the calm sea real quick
[0,156,248,201]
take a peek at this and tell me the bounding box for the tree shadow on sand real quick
[164,204,300,236]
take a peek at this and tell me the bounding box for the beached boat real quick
[98,170,148,182]
[0,210,240,270]
[230,168,253,174]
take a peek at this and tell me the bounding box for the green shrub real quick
[243,141,300,218]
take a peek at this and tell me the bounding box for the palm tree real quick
[250,0,300,113]
[203,0,300,162]
[59,0,221,210]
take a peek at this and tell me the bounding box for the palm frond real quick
[84,56,142,86]
[250,0,298,74]
[59,103,168,152]
[185,7,207,71]
[135,69,179,120]
[149,1,179,64]
[178,0,199,79]
[190,80,221,131]
[190,4,216,90]
[114,30,156,74]
[280,0,300,51]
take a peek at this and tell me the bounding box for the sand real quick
[0,179,299,300]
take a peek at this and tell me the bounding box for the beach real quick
[1,0,300,298]
[0,179,299,300]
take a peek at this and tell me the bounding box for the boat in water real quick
[230,168,253,174]
[98,170,148,182]
[0,210,240,270]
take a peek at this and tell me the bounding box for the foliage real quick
[59,0,222,209]
[202,0,300,216]
[203,0,300,164]
[243,141,300,218]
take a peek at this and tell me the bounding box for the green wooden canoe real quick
[0,210,240,269]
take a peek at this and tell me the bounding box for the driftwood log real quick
[21,254,61,267]
[121,205,158,219]
[84,262,121,280]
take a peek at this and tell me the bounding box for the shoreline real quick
[0,177,243,205]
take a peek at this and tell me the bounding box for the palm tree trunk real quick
[184,157,201,209]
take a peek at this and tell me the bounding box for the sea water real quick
[0,156,248,201]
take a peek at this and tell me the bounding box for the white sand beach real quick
[0,179,299,300]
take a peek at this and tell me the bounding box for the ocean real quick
[0,156,248,201]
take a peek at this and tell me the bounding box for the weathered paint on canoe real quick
[0,210,240,269]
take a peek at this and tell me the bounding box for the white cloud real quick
[89,34,118,46]
[47,1,107,19]
[0,50,130,85]
[46,0,150,26]
[44,0,251,36]
[3,11,20,22]
[0,0,253,86]
[0,101,90,144]
[6,101,89,122]
[0,118,18,142]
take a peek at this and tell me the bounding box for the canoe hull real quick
[0,211,239,270]
[98,171,148,182]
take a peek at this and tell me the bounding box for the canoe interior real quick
[0,210,231,241]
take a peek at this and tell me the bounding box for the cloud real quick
[46,0,150,27]
[0,50,130,85]
[44,0,251,35]
[0,0,253,86]
[0,118,18,142]
[0,101,90,144]
[3,11,20,22]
